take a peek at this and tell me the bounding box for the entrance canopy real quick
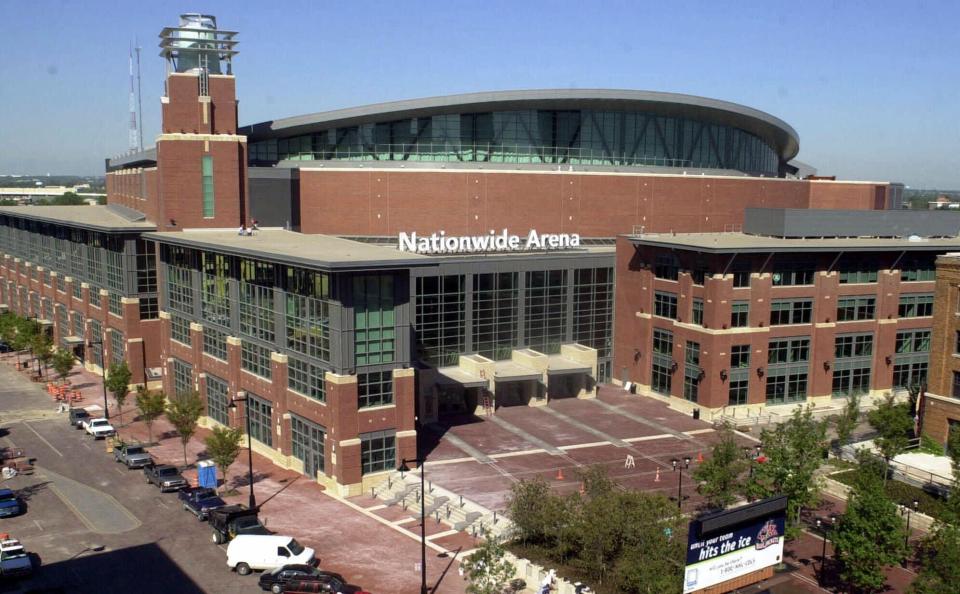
[493,360,542,383]
[63,336,85,346]
[436,366,489,389]
[546,354,592,376]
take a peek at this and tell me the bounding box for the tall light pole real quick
[86,339,110,419]
[902,500,919,549]
[671,456,691,510]
[398,407,427,594]
[228,395,257,509]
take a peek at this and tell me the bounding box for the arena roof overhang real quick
[241,89,800,161]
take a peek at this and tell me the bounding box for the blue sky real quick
[1,0,958,188]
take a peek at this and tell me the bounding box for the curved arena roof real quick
[242,89,799,162]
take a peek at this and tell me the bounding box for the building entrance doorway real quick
[437,385,479,416]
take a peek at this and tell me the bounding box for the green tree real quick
[694,422,748,510]
[105,361,132,426]
[135,387,167,446]
[911,426,960,593]
[462,528,517,594]
[204,425,242,493]
[507,476,554,546]
[745,405,828,538]
[30,332,53,378]
[575,477,622,584]
[165,390,203,466]
[832,453,907,593]
[868,394,914,475]
[51,348,75,385]
[9,317,37,367]
[832,393,861,455]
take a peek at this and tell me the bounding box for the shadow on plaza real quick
[12,542,205,594]
[420,413,487,459]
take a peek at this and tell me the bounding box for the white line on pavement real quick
[22,421,63,457]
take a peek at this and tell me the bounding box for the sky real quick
[1,0,958,189]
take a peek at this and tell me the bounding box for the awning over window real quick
[493,361,542,383]
[436,366,489,389]
[546,355,592,376]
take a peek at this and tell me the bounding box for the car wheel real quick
[212,531,224,544]
[272,584,283,594]
[236,562,251,576]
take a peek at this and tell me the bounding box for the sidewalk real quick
[5,354,473,594]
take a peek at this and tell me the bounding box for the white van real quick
[226,535,316,575]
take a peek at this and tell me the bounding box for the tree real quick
[462,528,517,594]
[832,452,907,593]
[745,405,829,538]
[165,390,203,466]
[694,422,748,510]
[30,332,53,377]
[135,387,166,446]
[51,348,75,385]
[204,425,242,493]
[868,394,914,475]
[507,476,554,546]
[9,317,36,367]
[911,426,960,593]
[832,392,861,455]
[105,361,132,426]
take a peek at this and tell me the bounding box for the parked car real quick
[67,407,91,429]
[281,576,369,594]
[258,565,334,593]
[113,442,152,469]
[209,505,271,544]
[179,487,227,521]
[143,463,188,492]
[82,417,115,439]
[0,489,21,518]
[0,341,11,354]
[0,537,32,579]
[226,535,315,576]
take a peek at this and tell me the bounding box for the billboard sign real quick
[682,512,785,593]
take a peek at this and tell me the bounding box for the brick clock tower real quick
[157,14,246,230]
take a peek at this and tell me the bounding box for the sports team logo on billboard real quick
[682,514,785,593]
[398,229,581,255]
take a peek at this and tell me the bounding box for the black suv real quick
[208,505,270,544]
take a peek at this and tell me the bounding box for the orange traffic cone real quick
[655,468,661,482]
[697,451,704,464]
[556,467,565,481]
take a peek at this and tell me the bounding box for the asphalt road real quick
[0,366,260,594]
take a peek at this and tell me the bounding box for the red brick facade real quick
[921,256,960,444]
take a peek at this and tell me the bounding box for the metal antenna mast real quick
[135,40,144,151]
[127,44,138,152]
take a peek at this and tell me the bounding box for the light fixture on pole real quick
[86,339,110,419]
[671,456,691,510]
[398,456,427,594]
[228,395,257,509]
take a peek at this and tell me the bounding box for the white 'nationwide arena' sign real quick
[398,229,581,255]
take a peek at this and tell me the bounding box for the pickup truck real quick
[143,463,188,492]
[0,537,33,579]
[113,442,152,469]
[179,487,227,521]
[209,505,271,544]
[82,417,116,439]
[68,407,91,429]
[0,489,21,518]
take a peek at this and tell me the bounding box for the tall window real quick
[654,255,679,280]
[771,267,814,287]
[205,374,229,425]
[651,329,673,396]
[833,334,873,398]
[360,430,396,475]
[573,267,614,358]
[354,275,396,365]
[893,329,930,390]
[203,326,228,361]
[731,302,749,328]
[286,293,331,362]
[953,372,960,399]
[171,358,192,397]
[837,296,875,322]
[239,282,275,343]
[201,252,232,327]
[524,270,567,354]
[247,393,273,447]
[692,298,704,326]
[653,291,678,320]
[683,341,701,402]
[201,155,215,218]
[473,272,519,361]
[291,415,326,477]
[766,337,810,405]
[170,314,191,345]
[109,330,125,366]
[288,356,327,403]
[415,275,465,366]
[358,370,393,408]
[241,341,272,379]
[729,345,750,406]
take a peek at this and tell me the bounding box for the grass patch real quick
[831,470,948,521]
[918,433,945,456]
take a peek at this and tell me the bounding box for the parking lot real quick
[0,360,469,594]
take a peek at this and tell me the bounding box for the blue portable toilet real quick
[197,459,217,489]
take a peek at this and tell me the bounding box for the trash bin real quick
[197,459,217,489]
[692,408,701,420]
[21,361,29,370]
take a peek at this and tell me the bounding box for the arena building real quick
[0,12,914,492]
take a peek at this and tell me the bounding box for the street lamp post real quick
[671,456,691,510]
[86,339,110,419]
[903,500,919,549]
[398,455,427,594]
[228,395,257,509]
[814,515,837,587]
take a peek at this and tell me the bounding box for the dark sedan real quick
[257,566,336,594]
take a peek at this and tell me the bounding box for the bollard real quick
[435,511,441,524]
[459,495,464,507]
[493,511,498,524]
[388,477,393,490]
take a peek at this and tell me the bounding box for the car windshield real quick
[159,468,177,476]
[127,447,144,455]
[235,516,260,529]
[0,494,15,503]
[1,549,25,560]
[287,539,304,556]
